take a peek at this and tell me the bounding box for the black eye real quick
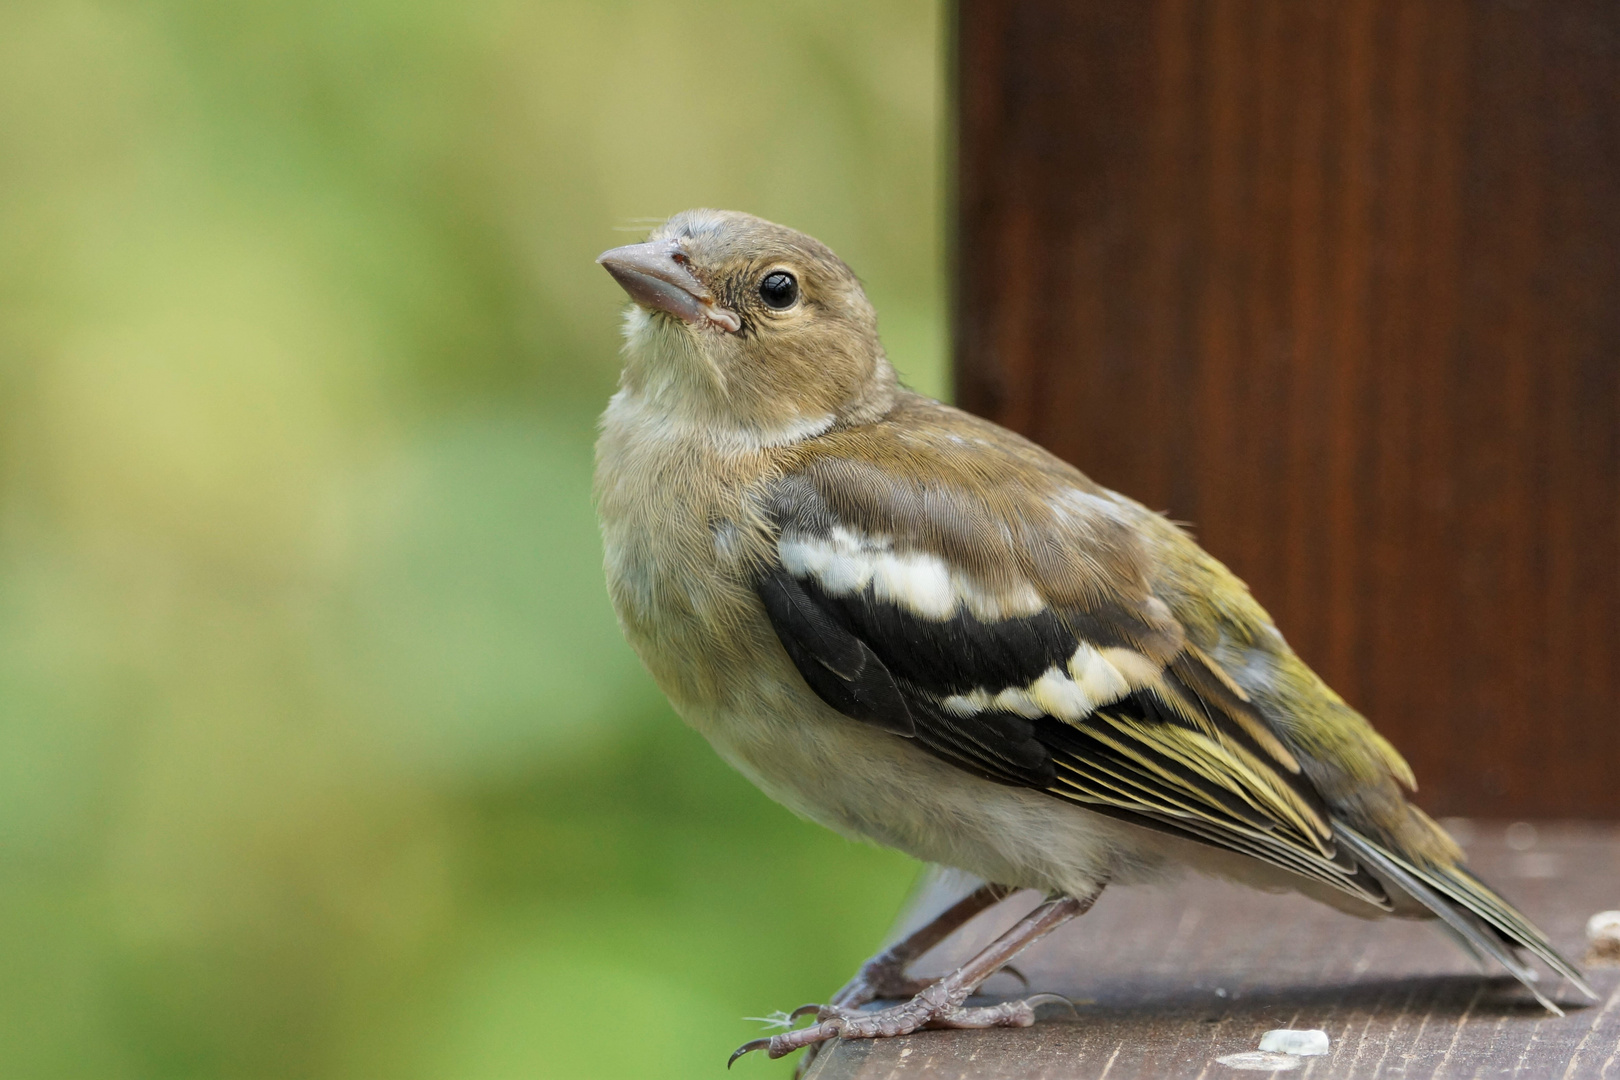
[759,270,799,309]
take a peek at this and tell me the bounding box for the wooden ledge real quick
[804,822,1620,1079]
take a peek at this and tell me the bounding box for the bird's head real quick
[598,210,896,445]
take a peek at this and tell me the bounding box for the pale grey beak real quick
[597,240,741,332]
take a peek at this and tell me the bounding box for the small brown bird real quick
[592,210,1592,1064]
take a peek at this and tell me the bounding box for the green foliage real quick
[0,0,942,1075]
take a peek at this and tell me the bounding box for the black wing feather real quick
[755,568,915,736]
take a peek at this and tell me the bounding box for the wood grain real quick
[802,823,1620,1079]
[953,1,1620,817]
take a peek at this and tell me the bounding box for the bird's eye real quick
[759,271,799,309]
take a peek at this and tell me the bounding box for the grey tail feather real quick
[1334,825,1596,1014]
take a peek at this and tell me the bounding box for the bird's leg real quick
[784,880,1010,1080]
[828,881,1017,1009]
[788,882,1018,1080]
[733,885,1104,1066]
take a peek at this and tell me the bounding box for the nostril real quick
[671,251,690,266]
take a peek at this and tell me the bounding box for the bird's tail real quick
[1334,824,1595,1014]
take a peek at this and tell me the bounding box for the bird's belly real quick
[680,667,1163,898]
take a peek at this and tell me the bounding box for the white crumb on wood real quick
[1587,909,1620,964]
[1258,1029,1331,1056]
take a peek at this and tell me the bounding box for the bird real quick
[592,209,1593,1065]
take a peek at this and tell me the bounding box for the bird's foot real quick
[740,892,1097,1068]
[730,981,1073,1064]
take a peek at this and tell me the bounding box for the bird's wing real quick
[755,448,1392,909]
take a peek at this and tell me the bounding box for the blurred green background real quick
[0,1,946,1076]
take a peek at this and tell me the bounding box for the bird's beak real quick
[597,240,742,333]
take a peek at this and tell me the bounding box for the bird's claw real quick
[1021,991,1078,1019]
[728,1038,774,1068]
[728,991,1053,1064]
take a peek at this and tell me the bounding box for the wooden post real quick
[955,1,1620,818]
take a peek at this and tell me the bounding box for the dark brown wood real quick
[953,2,1620,817]
[806,822,1620,1079]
